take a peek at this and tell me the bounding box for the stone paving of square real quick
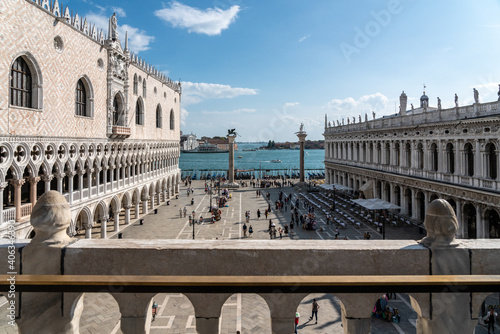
[0,180,495,333]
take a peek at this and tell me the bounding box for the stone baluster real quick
[336,293,380,334]
[112,293,156,334]
[17,191,82,333]
[28,176,41,207]
[184,293,231,334]
[261,293,308,334]
[11,179,25,222]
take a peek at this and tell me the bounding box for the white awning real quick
[352,198,400,210]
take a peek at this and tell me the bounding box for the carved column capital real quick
[66,171,76,177]
[10,179,26,188]
[0,182,8,190]
[28,176,41,184]
[41,175,54,183]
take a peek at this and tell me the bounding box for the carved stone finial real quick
[30,190,73,245]
[420,199,459,247]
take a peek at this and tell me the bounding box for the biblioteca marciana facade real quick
[0,0,182,238]
[324,89,500,239]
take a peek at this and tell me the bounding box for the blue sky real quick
[73,0,500,141]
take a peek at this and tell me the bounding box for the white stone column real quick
[456,199,463,238]
[135,202,140,219]
[124,205,131,225]
[476,204,484,239]
[95,168,101,196]
[101,218,107,239]
[260,293,308,334]
[142,199,148,215]
[227,133,236,185]
[475,140,482,179]
[67,171,75,204]
[85,222,92,239]
[114,211,120,232]
[11,179,25,222]
[110,165,115,191]
[28,176,40,207]
[297,131,307,183]
[103,167,108,194]
[78,170,84,201]
[411,188,417,220]
[0,182,7,225]
[42,175,53,193]
[56,173,64,193]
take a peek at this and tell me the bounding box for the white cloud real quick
[111,7,126,17]
[154,1,240,36]
[181,82,258,105]
[180,108,189,126]
[298,35,310,42]
[86,12,154,53]
[118,24,155,52]
[284,102,299,108]
[201,108,256,115]
[325,92,388,114]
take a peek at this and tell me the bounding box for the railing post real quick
[112,293,156,334]
[260,293,308,334]
[184,293,232,334]
[336,293,379,334]
[17,191,81,333]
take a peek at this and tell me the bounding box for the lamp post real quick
[192,210,196,239]
[332,186,336,211]
[209,177,213,213]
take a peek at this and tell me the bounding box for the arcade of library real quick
[0,0,182,239]
[324,90,500,239]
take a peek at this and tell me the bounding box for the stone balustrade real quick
[1,193,499,334]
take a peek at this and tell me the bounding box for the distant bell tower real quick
[399,91,407,116]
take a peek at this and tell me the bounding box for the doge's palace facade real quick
[0,0,182,238]
[324,90,500,239]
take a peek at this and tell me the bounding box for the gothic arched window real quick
[135,98,144,125]
[170,109,175,130]
[133,74,138,95]
[156,105,162,128]
[11,57,33,108]
[75,79,86,116]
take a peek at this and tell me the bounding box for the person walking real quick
[309,298,320,324]
[257,209,261,219]
[485,307,498,334]
[243,223,247,237]
[248,225,253,237]
[294,312,300,333]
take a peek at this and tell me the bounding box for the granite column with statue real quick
[296,124,307,184]
[224,130,239,188]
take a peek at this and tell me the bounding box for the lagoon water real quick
[180,143,325,178]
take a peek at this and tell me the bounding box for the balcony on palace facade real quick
[110,125,131,139]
